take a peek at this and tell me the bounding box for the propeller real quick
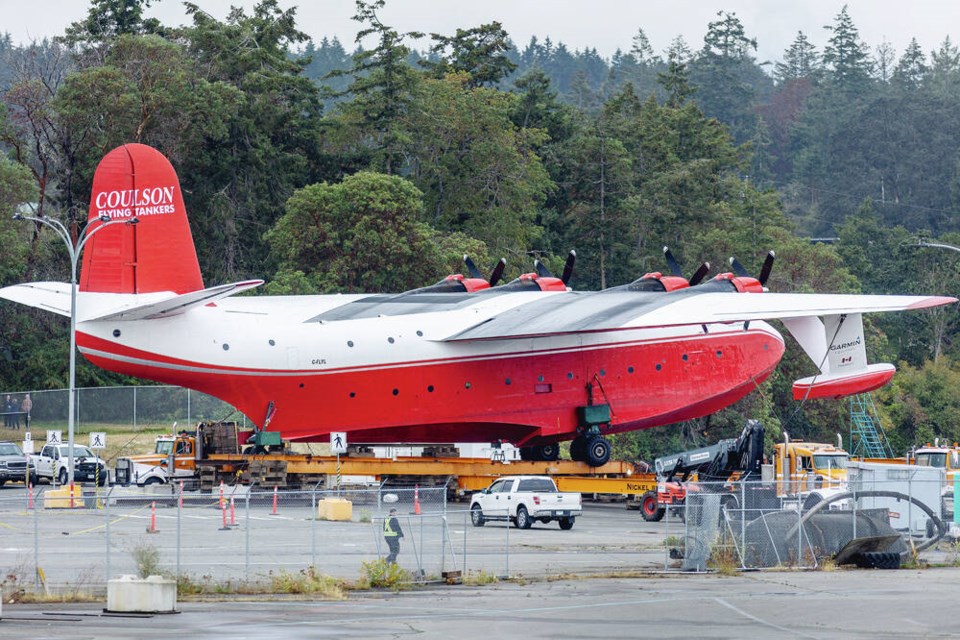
[534,250,576,285]
[663,246,710,286]
[463,255,484,280]
[489,258,506,287]
[729,250,775,286]
[463,255,508,287]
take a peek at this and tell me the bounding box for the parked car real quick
[35,443,108,486]
[0,441,37,486]
[470,475,582,529]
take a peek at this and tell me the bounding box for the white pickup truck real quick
[470,475,581,530]
[35,443,108,486]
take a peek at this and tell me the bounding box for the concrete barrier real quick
[317,497,352,521]
[106,575,178,613]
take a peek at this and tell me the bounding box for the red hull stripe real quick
[79,328,785,444]
[76,326,772,377]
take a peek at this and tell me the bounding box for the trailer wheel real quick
[640,491,665,522]
[143,476,163,486]
[558,516,575,530]
[515,506,532,529]
[470,504,485,527]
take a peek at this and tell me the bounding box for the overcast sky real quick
[4,0,960,65]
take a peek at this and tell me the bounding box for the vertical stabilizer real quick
[79,144,203,294]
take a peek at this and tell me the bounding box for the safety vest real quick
[384,517,398,537]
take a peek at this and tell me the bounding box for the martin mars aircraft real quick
[2,144,955,466]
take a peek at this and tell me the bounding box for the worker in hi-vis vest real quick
[383,508,404,564]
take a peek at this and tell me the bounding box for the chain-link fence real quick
[0,483,453,595]
[656,470,954,572]
[1,468,958,596]
[0,385,244,432]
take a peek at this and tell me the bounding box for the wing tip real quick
[907,296,958,310]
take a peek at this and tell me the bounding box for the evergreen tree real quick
[330,0,424,175]
[892,38,928,91]
[774,31,820,84]
[423,22,516,88]
[822,5,873,91]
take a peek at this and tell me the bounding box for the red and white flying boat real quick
[2,144,954,466]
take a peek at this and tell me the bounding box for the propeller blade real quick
[534,259,553,279]
[463,255,484,280]
[489,258,506,287]
[757,250,775,286]
[663,246,683,277]
[689,262,711,286]
[729,256,749,278]
[561,250,576,285]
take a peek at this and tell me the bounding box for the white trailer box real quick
[847,461,944,535]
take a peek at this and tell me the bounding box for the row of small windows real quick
[337,350,729,397]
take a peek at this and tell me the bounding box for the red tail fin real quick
[80,144,203,294]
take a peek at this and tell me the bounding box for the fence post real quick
[311,487,317,568]
[740,480,746,568]
[245,485,252,580]
[33,490,39,589]
[105,487,111,587]
[176,480,182,582]
[463,510,468,579]
[505,510,510,578]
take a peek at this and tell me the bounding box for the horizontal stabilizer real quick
[0,280,262,322]
[88,280,264,321]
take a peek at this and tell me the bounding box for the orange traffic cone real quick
[414,484,421,515]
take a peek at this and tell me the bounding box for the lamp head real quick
[98,214,111,223]
[127,217,140,225]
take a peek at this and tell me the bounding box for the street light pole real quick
[13,212,137,490]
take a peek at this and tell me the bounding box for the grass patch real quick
[707,541,740,575]
[358,559,413,591]
[269,568,347,599]
[462,570,499,586]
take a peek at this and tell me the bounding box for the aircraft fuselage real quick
[76,289,786,445]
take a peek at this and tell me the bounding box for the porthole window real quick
[628,366,634,374]
[222,344,230,351]
[656,363,662,371]
[505,378,511,385]
[599,369,606,377]
[269,339,276,346]
[113,329,121,337]
[682,354,688,361]
[349,392,356,398]
[388,337,395,344]
[716,350,722,358]
[347,340,354,347]
[427,385,434,392]
[392,388,399,396]
[567,372,574,380]
[416,330,423,337]
[465,382,472,389]
[299,383,304,388]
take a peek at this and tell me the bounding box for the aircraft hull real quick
[76,315,785,445]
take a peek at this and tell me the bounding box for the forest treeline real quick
[1,0,960,463]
